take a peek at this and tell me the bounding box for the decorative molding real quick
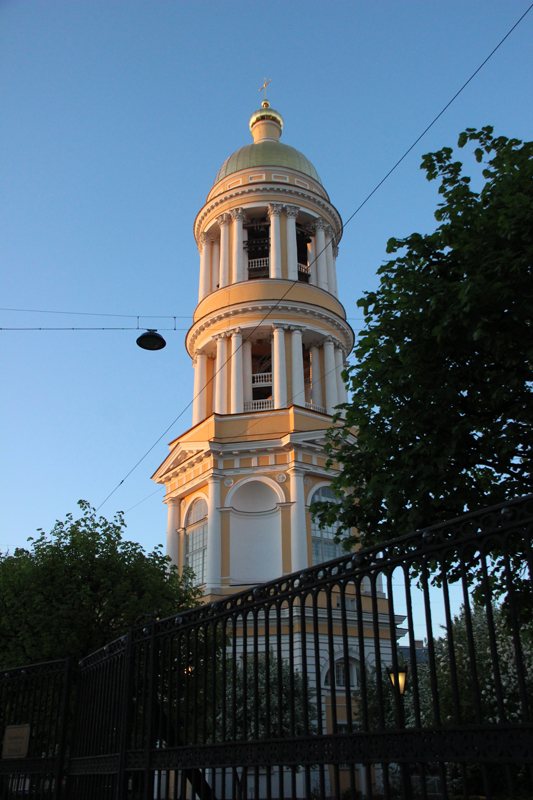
[196,185,342,246]
[304,476,313,486]
[267,202,283,218]
[224,478,234,487]
[284,204,300,219]
[194,184,343,241]
[276,473,287,483]
[199,231,210,252]
[188,301,353,354]
[230,207,245,222]
[216,213,231,227]
[314,217,328,231]
[333,244,339,258]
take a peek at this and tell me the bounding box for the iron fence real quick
[2,496,533,799]
[0,658,71,799]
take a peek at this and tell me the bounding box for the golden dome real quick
[248,100,284,133]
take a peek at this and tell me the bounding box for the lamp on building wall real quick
[387,664,408,695]
[136,329,166,351]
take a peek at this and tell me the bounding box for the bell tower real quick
[152,99,354,602]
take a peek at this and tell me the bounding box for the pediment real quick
[151,441,209,482]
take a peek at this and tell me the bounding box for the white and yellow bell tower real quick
[152,98,354,602]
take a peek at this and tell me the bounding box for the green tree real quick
[0,500,202,668]
[354,605,533,797]
[313,127,533,548]
[219,651,317,740]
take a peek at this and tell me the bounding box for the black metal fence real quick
[2,496,533,799]
[0,658,71,799]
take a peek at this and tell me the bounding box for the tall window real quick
[184,498,208,586]
[325,658,360,689]
[310,486,343,565]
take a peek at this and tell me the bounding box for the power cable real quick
[124,488,164,514]
[0,307,190,319]
[0,306,364,323]
[95,5,532,511]
[0,327,189,332]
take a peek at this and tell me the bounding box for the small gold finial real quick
[259,78,271,107]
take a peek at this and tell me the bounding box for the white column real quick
[211,238,220,292]
[243,337,253,404]
[165,498,180,567]
[314,219,328,292]
[332,243,339,298]
[231,208,245,284]
[289,468,308,571]
[230,328,243,413]
[205,474,221,592]
[323,337,339,415]
[310,345,323,409]
[325,226,338,298]
[267,204,283,279]
[285,205,299,281]
[272,325,287,409]
[308,233,317,286]
[214,335,228,414]
[209,355,216,414]
[335,346,347,408]
[290,327,305,407]
[192,351,207,425]
[198,233,211,302]
[192,355,201,426]
[218,214,231,288]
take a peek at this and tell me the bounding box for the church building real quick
[152,96,355,601]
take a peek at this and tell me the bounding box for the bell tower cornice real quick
[195,183,342,246]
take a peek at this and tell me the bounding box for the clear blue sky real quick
[1,1,532,556]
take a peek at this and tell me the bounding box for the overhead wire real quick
[120,354,356,515]
[0,307,190,319]
[91,4,533,509]
[0,305,364,324]
[0,326,189,331]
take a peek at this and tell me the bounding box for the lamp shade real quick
[388,665,408,695]
[136,330,166,351]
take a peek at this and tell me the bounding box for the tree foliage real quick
[314,127,533,546]
[0,501,202,668]
[220,652,317,740]
[355,604,533,797]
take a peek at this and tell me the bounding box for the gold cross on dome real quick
[259,78,271,100]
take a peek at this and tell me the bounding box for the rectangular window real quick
[185,523,207,586]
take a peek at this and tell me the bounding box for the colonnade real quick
[191,328,348,425]
[197,206,339,302]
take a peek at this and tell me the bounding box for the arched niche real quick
[226,477,283,585]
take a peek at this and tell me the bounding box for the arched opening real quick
[310,485,343,565]
[324,657,360,689]
[184,498,208,586]
[244,216,270,279]
[228,479,282,585]
[251,341,273,407]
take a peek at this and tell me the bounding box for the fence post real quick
[143,621,156,800]
[55,657,72,800]
[116,631,133,800]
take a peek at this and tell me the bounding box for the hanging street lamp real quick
[136,330,166,351]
